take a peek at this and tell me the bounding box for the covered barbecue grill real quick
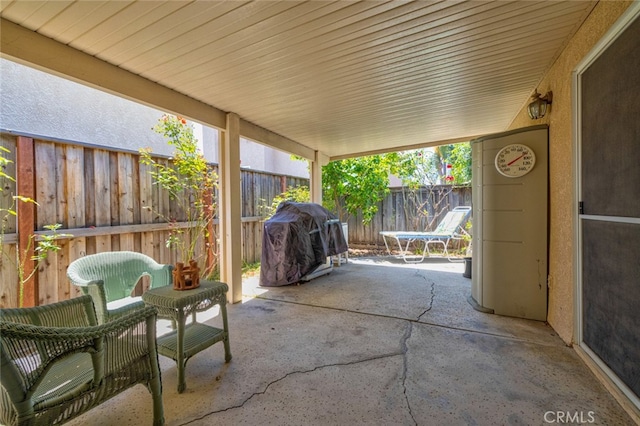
[259,202,348,287]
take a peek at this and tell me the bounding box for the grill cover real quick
[259,202,348,287]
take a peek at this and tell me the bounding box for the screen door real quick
[578,9,640,404]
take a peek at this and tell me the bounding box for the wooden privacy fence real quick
[345,185,472,246]
[0,133,307,308]
[1,132,470,308]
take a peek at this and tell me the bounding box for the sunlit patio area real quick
[2,3,639,421]
[64,255,635,426]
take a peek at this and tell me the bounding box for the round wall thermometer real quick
[494,143,536,178]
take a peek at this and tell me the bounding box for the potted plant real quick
[139,115,218,290]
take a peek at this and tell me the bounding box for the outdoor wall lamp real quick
[527,90,552,119]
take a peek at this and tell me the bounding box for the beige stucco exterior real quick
[507,1,633,344]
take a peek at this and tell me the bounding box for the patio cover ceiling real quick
[0,1,596,160]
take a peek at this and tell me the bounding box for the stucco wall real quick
[0,59,309,178]
[507,1,633,344]
[0,58,168,154]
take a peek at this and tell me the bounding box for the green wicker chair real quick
[67,251,173,324]
[0,295,164,425]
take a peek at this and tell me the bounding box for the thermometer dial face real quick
[494,144,536,178]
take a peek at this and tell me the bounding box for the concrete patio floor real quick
[68,256,636,425]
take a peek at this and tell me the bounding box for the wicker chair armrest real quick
[147,263,174,282]
[66,269,104,288]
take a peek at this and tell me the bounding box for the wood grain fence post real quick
[280,175,287,193]
[16,136,37,307]
[204,187,216,276]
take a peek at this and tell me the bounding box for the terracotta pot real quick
[173,260,200,290]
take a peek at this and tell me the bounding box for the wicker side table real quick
[142,280,232,393]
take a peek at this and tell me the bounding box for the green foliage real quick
[322,153,416,224]
[33,224,69,261]
[396,150,441,187]
[241,261,261,278]
[265,185,310,218]
[1,148,71,306]
[434,143,472,185]
[287,144,470,228]
[139,115,218,267]
[447,142,472,184]
[0,146,15,182]
[398,142,472,186]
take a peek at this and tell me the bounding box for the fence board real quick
[66,146,85,228]
[140,159,156,260]
[37,141,59,305]
[36,142,57,228]
[60,145,85,301]
[68,237,85,299]
[117,153,135,251]
[84,149,96,230]
[1,134,18,304]
[1,245,19,307]
[158,158,172,265]
[94,150,112,253]
[0,133,19,307]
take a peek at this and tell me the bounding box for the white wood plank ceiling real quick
[0,1,596,159]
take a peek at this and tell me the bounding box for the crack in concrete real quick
[181,350,406,425]
[215,265,565,424]
[415,269,436,321]
[252,294,552,346]
[400,321,418,426]
[181,309,421,425]
[184,281,558,425]
[252,294,425,324]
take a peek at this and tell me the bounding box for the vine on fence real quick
[1,146,71,306]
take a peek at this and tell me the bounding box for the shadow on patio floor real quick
[67,256,636,425]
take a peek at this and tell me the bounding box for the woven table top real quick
[142,280,228,309]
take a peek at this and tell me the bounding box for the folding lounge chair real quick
[380,206,471,263]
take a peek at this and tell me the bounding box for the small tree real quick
[395,143,472,231]
[139,115,218,275]
[322,153,417,224]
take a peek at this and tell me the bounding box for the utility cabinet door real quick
[471,126,548,321]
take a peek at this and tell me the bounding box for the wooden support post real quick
[219,113,243,303]
[310,151,328,204]
[16,136,37,307]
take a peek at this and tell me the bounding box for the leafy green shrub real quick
[264,185,310,219]
[139,115,218,271]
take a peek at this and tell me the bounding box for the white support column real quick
[219,113,243,303]
[310,151,329,204]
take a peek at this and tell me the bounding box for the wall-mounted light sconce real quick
[527,90,552,119]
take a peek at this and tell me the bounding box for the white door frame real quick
[572,1,640,411]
